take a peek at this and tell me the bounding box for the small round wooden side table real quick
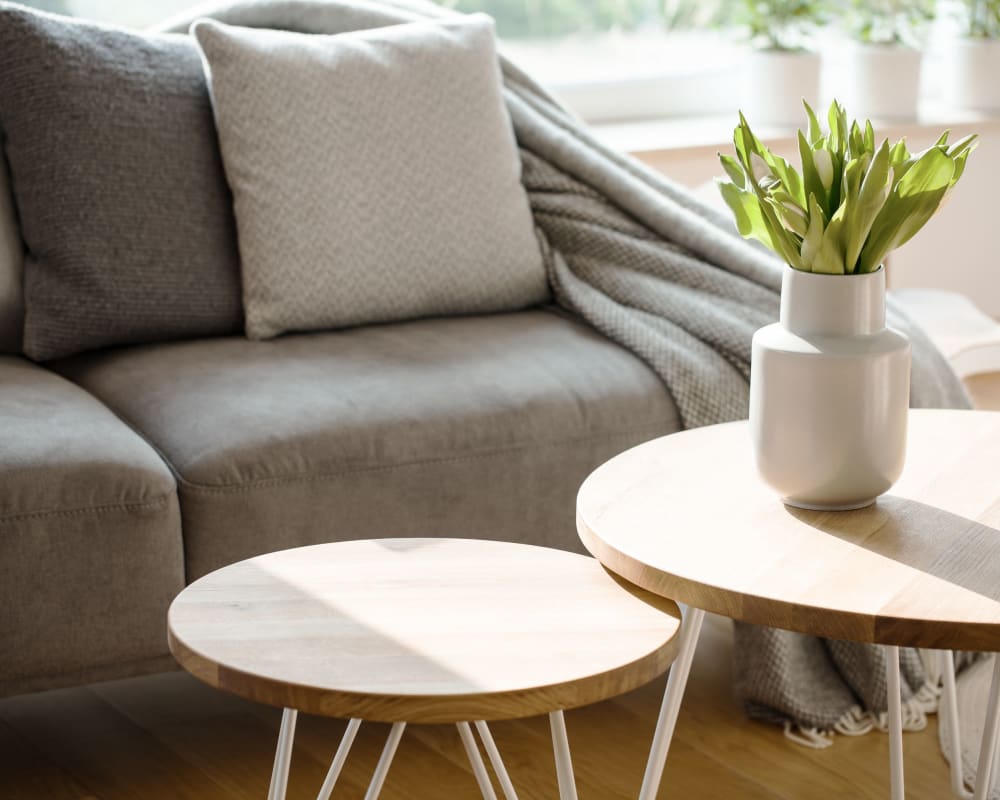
[577,409,1000,800]
[168,538,682,800]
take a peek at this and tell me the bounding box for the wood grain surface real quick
[168,538,681,723]
[578,409,1000,650]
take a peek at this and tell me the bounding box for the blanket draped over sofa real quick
[160,0,973,738]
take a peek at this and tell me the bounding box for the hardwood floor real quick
[3,374,997,800]
[0,614,954,799]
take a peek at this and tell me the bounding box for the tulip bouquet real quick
[717,100,977,274]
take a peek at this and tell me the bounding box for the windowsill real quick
[591,107,1000,158]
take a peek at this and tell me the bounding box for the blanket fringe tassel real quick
[783,721,834,749]
[784,680,943,749]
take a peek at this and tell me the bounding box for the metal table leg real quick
[550,710,578,800]
[457,722,499,800]
[316,718,362,800]
[363,722,406,800]
[973,656,1000,800]
[475,720,519,800]
[886,645,905,800]
[639,605,705,800]
[942,650,975,799]
[268,708,298,800]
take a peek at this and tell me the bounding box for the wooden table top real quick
[168,538,681,723]
[577,409,1000,651]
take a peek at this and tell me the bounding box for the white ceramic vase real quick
[942,38,1000,112]
[742,49,821,128]
[840,43,921,121]
[749,265,911,510]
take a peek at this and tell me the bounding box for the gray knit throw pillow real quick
[0,4,243,361]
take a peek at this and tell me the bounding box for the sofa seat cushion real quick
[0,357,183,696]
[57,311,679,579]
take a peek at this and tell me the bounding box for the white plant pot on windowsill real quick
[749,265,911,511]
[741,48,821,128]
[942,38,1000,112]
[840,42,922,121]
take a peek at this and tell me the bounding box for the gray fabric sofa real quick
[0,152,681,695]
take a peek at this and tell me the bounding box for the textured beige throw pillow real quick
[192,15,548,340]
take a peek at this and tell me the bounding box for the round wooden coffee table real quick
[577,409,1000,800]
[168,538,682,799]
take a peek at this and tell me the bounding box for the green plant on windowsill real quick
[843,0,935,46]
[717,100,978,274]
[734,0,830,51]
[961,0,1000,38]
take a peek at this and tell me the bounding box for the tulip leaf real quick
[797,129,827,215]
[812,206,847,275]
[768,197,808,238]
[717,181,774,248]
[763,153,805,207]
[827,100,848,160]
[952,147,973,184]
[719,154,746,188]
[858,146,955,273]
[844,140,892,273]
[948,133,979,161]
[800,193,827,270]
[849,121,864,159]
[864,120,875,152]
[803,100,823,146]
[890,139,910,168]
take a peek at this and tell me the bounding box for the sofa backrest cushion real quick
[191,15,548,341]
[0,151,23,354]
[0,4,243,361]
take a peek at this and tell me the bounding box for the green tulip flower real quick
[718,100,977,274]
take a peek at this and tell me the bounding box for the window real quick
[20,0,742,122]
[448,0,741,121]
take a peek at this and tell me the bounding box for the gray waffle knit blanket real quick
[160,0,973,738]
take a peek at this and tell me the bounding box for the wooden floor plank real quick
[0,717,97,800]
[5,612,958,799]
[0,686,234,800]
[619,614,954,800]
[0,616,960,800]
[562,698,781,800]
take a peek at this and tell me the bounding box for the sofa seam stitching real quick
[177,423,674,496]
[0,495,172,525]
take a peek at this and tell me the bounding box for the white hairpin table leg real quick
[316,718,362,800]
[639,605,705,800]
[363,722,406,800]
[268,708,298,800]
[474,721,519,800]
[457,722,498,800]
[973,655,1000,800]
[886,645,904,800]
[941,650,975,799]
[549,710,578,800]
